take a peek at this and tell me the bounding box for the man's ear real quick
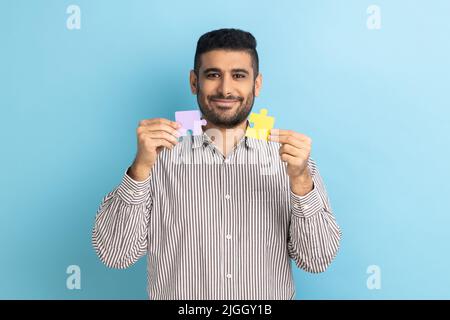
[190,70,198,95]
[254,73,263,97]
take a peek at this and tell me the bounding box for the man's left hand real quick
[268,129,314,196]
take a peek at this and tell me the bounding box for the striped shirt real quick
[92,132,342,300]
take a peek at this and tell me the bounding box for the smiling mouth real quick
[211,99,239,108]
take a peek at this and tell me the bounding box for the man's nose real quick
[219,74,233,97]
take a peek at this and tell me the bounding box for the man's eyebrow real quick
[231,68,250,75]
[203,68,222,74]
[202,68,250,75]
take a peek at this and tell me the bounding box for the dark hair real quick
[194,28,259,79]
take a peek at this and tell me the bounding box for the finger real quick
[268,135,305,149]
[280,153,299,164]
[270,129,311,142]
[280,152,309,166]
[150,138,176,150]
[138,123,180,138]
[147,131,179,146]
[140,118,180,129]
[139,118,181,130]
[139,132,177,149]
[279,144,303,157]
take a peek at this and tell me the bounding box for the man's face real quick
[190,50,262,128]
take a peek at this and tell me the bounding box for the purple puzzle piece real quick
[175,110,207,136]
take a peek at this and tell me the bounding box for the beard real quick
[196,83,255,129]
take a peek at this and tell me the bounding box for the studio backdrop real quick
[1,0,449,299]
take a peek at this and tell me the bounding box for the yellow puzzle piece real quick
[245,108,275,141]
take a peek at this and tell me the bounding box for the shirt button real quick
[224,158,231,164]
[126,189,134,195]
[293,204,299,209]
[137,191,144,195]
[226,274,232,279]
[304,204,310,210]
[226,234,232,240]
[225,194,231,200]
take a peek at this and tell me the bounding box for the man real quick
[92,28,341,300]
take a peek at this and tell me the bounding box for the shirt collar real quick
[191,123,256,150]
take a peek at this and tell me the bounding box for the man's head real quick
[190,28,262,129]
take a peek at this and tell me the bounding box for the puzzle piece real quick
[175,110,207,136]
[245,108,275,141]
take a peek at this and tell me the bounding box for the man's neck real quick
[203,120,248,158]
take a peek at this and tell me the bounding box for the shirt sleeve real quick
[287,158,342,273]
[92,167,152,269]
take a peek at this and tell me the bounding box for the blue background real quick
[1,0,449,299]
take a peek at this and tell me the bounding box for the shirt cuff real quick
[116,167,151,204]
[290,184,324,219]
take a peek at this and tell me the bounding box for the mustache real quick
[208,94,244,102]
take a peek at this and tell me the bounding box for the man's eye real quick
[234,74,246,79]
[207,73,220,78]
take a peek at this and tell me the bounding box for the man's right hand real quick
[128,118,181,181]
